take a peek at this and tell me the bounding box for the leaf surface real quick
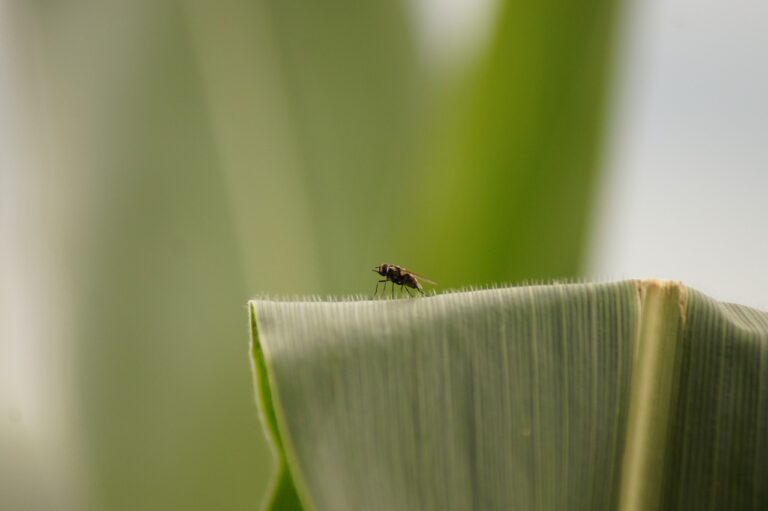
[251,281,768,510]
[249,281,768,510]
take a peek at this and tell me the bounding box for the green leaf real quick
[410,0,619,286]
[249,280,768,510]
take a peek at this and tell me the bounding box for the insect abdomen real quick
[402,274,421,289]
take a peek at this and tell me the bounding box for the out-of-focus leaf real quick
[20,2,270,509]
[186,0,420,295]
[411,0,619,287]
[249,281,768,510]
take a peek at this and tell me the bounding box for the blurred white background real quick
[589,0,768,310]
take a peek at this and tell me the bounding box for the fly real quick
[372,263,437,298]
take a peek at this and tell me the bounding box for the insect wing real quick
[411,273,437,285]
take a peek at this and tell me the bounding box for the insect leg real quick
[374,279,387,297]
[405,287,414,297]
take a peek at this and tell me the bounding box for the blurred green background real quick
[1,0,618,509]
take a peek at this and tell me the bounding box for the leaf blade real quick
[251,282,640,510]
[249,282,768,510]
